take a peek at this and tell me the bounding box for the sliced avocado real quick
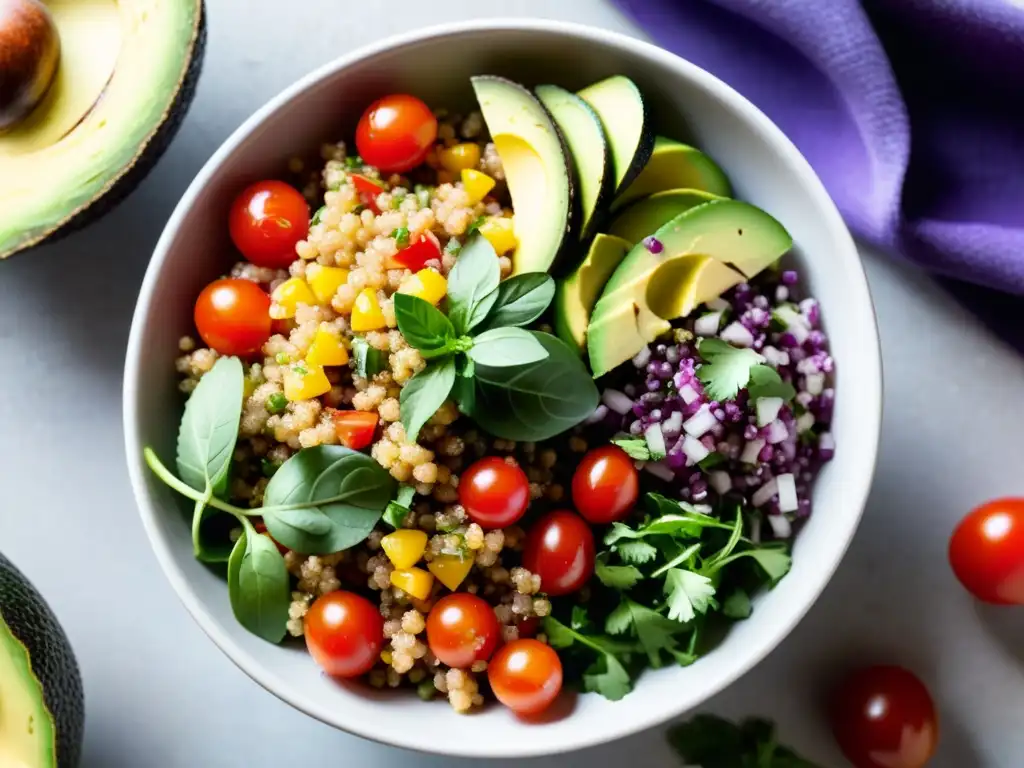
[0,553,84,768]
[535,84,613,242]
[607,188,723,245]
[471,75,575,276]
[612,136,732,211]
[588,200,792,377]
[577,75,654,197]
[555,233,632,352]
[0,0,206,259]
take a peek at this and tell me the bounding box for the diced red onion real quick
[752,478,778,507]
[740,438,765,464]
[767,513,792,539]
[774,305,809,344]
[796,411,815,433]
[631,346,652,368]
[679,383,700,405]
[720,321,754,347]
[682,435,710,465]
[766,419,789,444]
[708,470,732,494]
[644,460,675,482]
[694,311,723,337]
[805,372,825,396]
[776,473,798,513]
[602,389,633,415]
[585,404,609,424]
[644,422,667,458]
[643,236,664,254]
[755,396,783,427]
[683,404,717,438]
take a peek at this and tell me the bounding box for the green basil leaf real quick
[446,235,500,335]
[399,357,456,442]
[467,332,599,441]
[352,337,385,379]
[176,356,244,497]
[383,485,417,529]
[467,326,549,368]
[228,520,290,643]
[453,371,476,415]
[394,293,456,356]
[191,498,237,563]
[262,445,396,554]
[476,273,555,331]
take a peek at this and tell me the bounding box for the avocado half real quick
[0,0,206,259]
[0,552,84,768]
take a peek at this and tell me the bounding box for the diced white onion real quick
[766,419,789,444]
[585,404,609,424]
[752,478,778,507]
[720,321,754,347]
[679,383,700,405]
[692,503,713,515]
[693,311,723,337]
[644,422,666,458]
[805,372,825,395]
[683,404,718,438]
[682,435,710,465]
[762,346,790,367]
[707,297,730,311]
[740,438,765,464]
[776,473,798,513]
[631,346,652,368]
[774,305,809,344]
[775,285,789,303]
[755,397,784,427]
[796,411,815,433]
[644,460,676,482]
[661,410,683,437]
[819,432,836,452]
[767,513,792,539]
[602,389,633,415]
[708,470,732,495]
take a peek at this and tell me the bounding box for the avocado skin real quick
[0,552,84,768]
[7,2,206,258]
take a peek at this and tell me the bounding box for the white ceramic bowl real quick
[123,19,882,759]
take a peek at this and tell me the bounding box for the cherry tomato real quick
[572,445,639,524]
[229,180,309,268]
[304,591,384,678]
[393,231,441,271]
[349,174,386,214]
[522,510,595,596]
[949,497,1024,604]
[830,665,938,768]
[194,278,272,357]
[425,593,501,669]
[355,94,438,173]
[459,457,530,529]
[516,616,540,638]
[488,639,563,716]
[331,410,379,450]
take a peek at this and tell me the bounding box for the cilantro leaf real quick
[611,438,651,460]
[542,616,635,701]
[616,540,658,565]
[747,364,797,402]
[544,616,577,649]
[664,568,716,622]
[582,654,632,701]
[595,560,643,589]
[722,588,753,619]
[606,598,691,668]
[382,485,416,529]
[668,715,824,768]
[748,547,792,584]
[604,601,633,635]
[696,338,765,401]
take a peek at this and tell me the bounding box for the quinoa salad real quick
[145,75,835,716]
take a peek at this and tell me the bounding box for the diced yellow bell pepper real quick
[270,278,318,319]
[389,567,434,600]
[380,650,393,665]
[478,216,517,255]
[397,268,447,306]
[282,364,331,402]
[305,327,349,367]
[306,265,350,305]
[439,143,482,173]
[350,288,386,331]
[381,529,428,570]
[461,169,495,205]
[427,554,474,592]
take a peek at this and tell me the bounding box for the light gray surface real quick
[1,1,1022,766]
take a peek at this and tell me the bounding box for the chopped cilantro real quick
[663,568,717,623]
[291,364,308,376]
[695,338,765,401]
[266,392,288,414]
[391,226,410,247]
[274,352,290,365]
[344,155,363,169]
[611,438,651,460]
[722,589,753,619]
[595,560,642,589]
[414,184,433,208]
[310,205,326,226]
[747,363,797,402]
[467,215,487,235]
[382,485,416,529]
[544,616,634,701]
[444,238,462,256]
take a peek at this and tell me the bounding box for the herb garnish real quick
[391,226,410,247]
[352,337,385,379]
[383,485,416,529]
[667,715,823,767]
[696,338,795,402]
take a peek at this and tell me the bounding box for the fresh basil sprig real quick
[228,518,291,643]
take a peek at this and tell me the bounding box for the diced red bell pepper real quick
[253,520,290,554]
[350,174,386,214]
[331,410,380,450]
[393,231,441,271]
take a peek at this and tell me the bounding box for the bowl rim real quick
[123,17,882,758]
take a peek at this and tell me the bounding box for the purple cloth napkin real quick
[612,0,1024,345]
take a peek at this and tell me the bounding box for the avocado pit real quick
[0,0,60,130]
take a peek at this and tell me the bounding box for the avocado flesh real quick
[471,76,573,276]
[1,621,55,768]
[555,233,631,352]
[0,0,203,258]
[535,84,612,242]
[607,188,723,245]
[587,200,792,377]
[612,136,732,211]
[577,75,653,197]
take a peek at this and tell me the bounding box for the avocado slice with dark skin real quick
[577,75,654,198]
[535,84,613,243]
[612,136,732,211]
[606,188,723,245]
[472,75,576,276]
[588,200,792,377]
[555,233,632,352]
[0,0,205,259]
[0,553,84,768]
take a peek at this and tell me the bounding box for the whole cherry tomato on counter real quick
[572,445,639,524]
[488,639,563,716]
[830,665,938,768]
[229,180,309,269]
[949,497,1024,604]
[522,510,595,596]
[194,278,272,357]
[304,591,384,678]
[355,94,437,173]
[459,456,530,529]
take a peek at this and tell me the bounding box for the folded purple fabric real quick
[612,0,1024,339]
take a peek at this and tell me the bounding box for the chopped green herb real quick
[266,392,288,414]
[698,451,727,470]
[746,364,797,402]
[274,352,291,365]
[722,589,752,619]
[444,238,462,256]
[352,203,366,214]
[696,338,765,401]
[291,364,308,376]
[416,679,437,701]
[382,485,416,529]
[344,155,363,169]
[611,438,651,461]
[352,337,385,379]
[391,226,411,247]
[310,205,326,226]
[668,715,823,767]
[467,215,487,235]
[414,184,433,208]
